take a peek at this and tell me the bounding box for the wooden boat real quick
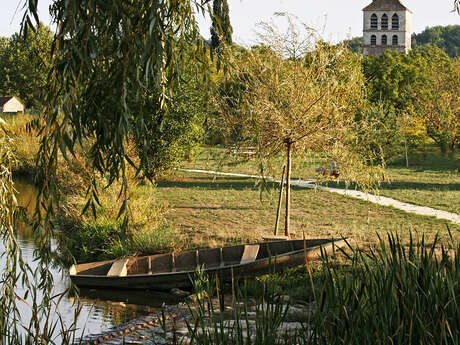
[69,238,346,290]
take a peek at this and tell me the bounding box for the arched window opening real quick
[371,35,377,46]
[392,35,398,46]
[381,14,388,30]
[370,14,378,29]
[382,35,387,45]
[392,14,399,30]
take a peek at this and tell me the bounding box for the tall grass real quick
[59,215,177,262]
[182,233,459,345]
[185,267,294,345]
[3,113,42,175]
[104,224,178,258]
[312,232,459,345]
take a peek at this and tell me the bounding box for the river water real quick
[2,179,178,339]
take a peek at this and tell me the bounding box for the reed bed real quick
[310,232,459,344]
[183,232,459,345]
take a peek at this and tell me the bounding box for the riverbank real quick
[5,114,459,263]
[4,114,178,263]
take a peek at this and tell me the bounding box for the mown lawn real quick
[155,171,458,249]
[181,146,460,214]
[378,152,460,214]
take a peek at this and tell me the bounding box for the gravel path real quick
[182,169,460,226]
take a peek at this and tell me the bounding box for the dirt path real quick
[182,169,460,226]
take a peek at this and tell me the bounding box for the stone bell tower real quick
[363,0,412,57]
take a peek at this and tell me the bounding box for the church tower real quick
[363,0,412,57]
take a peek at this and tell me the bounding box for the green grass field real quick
[378,152,460,214]
[181,146,460,214]
[155,171,458,249]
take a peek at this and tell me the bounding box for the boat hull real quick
[69,239,346,290]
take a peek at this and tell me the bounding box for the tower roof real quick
[363,0,412,13]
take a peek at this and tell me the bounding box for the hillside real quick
[412,25,460,58]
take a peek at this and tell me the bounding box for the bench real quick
[227,146,257,158]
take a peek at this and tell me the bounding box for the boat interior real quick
[72,239,335,277]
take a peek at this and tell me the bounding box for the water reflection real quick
[5,178,177,338]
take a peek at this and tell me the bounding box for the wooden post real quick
[274,165,286,235]
[284,138,292,237]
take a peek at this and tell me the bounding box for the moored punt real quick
[69,238,346,290]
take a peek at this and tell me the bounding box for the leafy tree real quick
[210,0,233,49]
[210,0,222,49]
[25,0,213,227]
[343,36,363,54]
[216,18,380,236]
[138,53,207,177]
[0,23,53,110]
[411,49,460,153]
[412,25,460,58]
[364,46,459,154]
[220,0,233,46]
[354,103,403,164]
[363,49,423,111]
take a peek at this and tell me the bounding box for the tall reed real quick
[183,232,459,345]
[310,232,459,345]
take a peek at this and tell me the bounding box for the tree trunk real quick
[274,165,286,235]
[285,139,292,237]
[404,135,409,168]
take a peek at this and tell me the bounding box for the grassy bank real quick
[58,178,178,263]
[3,113,41,176]
[4,114,178,262]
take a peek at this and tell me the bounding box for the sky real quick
[0,0,459,44]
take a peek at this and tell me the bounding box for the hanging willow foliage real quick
[20,0,212,244]
[0,123,23,343]
[0,1,214,342]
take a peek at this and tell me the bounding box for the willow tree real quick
[216,17,380,236]
[0,120,23,343]
[0,0,212,342]
[19,0,212,240]
[210,0,233,49]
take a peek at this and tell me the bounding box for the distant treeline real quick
[343,25,460,58]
